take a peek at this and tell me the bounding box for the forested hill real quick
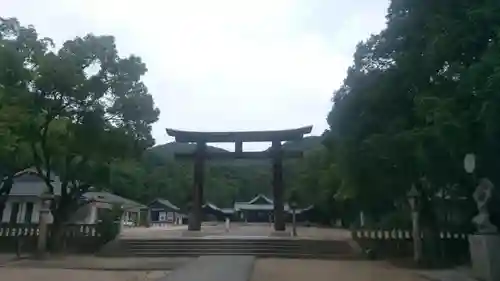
[134,136,324,208]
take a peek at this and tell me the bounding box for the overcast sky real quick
[4,0,388,150]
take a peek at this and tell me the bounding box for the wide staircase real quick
[100,238,360,259]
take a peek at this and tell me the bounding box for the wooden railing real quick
[352,229,468,240]
[351,228,471,263]
[0,223,99,237]
[63,224,99,237]
[0,223,106,254]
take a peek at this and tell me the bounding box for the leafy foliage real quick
[0,18,159,249]
[135,137,327,209]
[96,204,124,243]
[0,19,339,232]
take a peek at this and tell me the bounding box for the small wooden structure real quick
[148,198,183,226]
[166,126,313,231]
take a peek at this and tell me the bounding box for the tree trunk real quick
[49,211,66,253]
[420,196,442,267]
[48,198,75,253]
[0,175,14,217]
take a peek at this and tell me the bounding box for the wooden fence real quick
[351,228,470,263]
[0,223,104,254]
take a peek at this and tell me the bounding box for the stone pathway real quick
[250,259,428,281]
[417,268,477,281]
[3,256,192,271]
[0,268,170,281]
[0,256,190,281]
[158,255,255,281]
[0,254,17,266]
[0,255,473,281]
[0,255,254,281]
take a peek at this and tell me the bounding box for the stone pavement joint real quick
[158,255,255,281]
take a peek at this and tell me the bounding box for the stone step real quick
[119,238,344,243]
[125,242,351,249]
[99,238,359,259]
[127,244,302,249]
[123,240,308,244]
[127,251,358,259]
[125,245,349,253]
[126,241,351,244]
[126,251,356,258]
[121,240,350,247]
[126,246,335,252]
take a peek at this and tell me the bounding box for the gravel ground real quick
[0,268,170,281]
[249,258,428,281]
[157,255,255,281]
[4,256,191,270]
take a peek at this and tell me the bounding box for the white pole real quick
[225,217,230,232]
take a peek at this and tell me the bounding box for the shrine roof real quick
[149,198,180,211]
[166,126,313,143]
[247,194,274,205]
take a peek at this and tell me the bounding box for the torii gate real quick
[166,126,313,232]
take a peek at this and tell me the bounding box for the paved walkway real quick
[418,268,476,281]
[159,255,255,281]
[0,256,191,281]
[250,259,428,281]
[1,255,254,281]
[0,255,473,281]
[0,254,17,266]
[3,256,192,271]
[0,268,170,281]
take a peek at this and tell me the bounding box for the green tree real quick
[0,18,159,248]
[0,18,36,211]
[324,0,500,263]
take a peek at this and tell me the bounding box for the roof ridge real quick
[153,198,180,211]
[248,193,273,204]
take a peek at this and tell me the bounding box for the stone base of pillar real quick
[187,212,201,231]
[273,223,286,232]
[469,234,500,281]
[270,230,291,237]
[182,230,204,237]
[35,251,49,260]
[187,225,201,231]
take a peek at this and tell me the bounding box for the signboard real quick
[464,153,476,174]
[166,212,174,223]
[159,212,167,221]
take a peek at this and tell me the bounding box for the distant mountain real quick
[146,136,323,163]
[139,135,325,207]
[281,135,324,151]
[148,142,228,156]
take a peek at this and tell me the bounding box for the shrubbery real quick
[96,205,123,243]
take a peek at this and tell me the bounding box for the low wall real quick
[351,228,470,263]
[0,223,105,254]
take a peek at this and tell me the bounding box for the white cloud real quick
[3,0,389,150]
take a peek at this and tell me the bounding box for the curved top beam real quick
[166,125,313,143]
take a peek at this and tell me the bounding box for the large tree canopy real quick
[324,0,500,228]
[0,18,159,247]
